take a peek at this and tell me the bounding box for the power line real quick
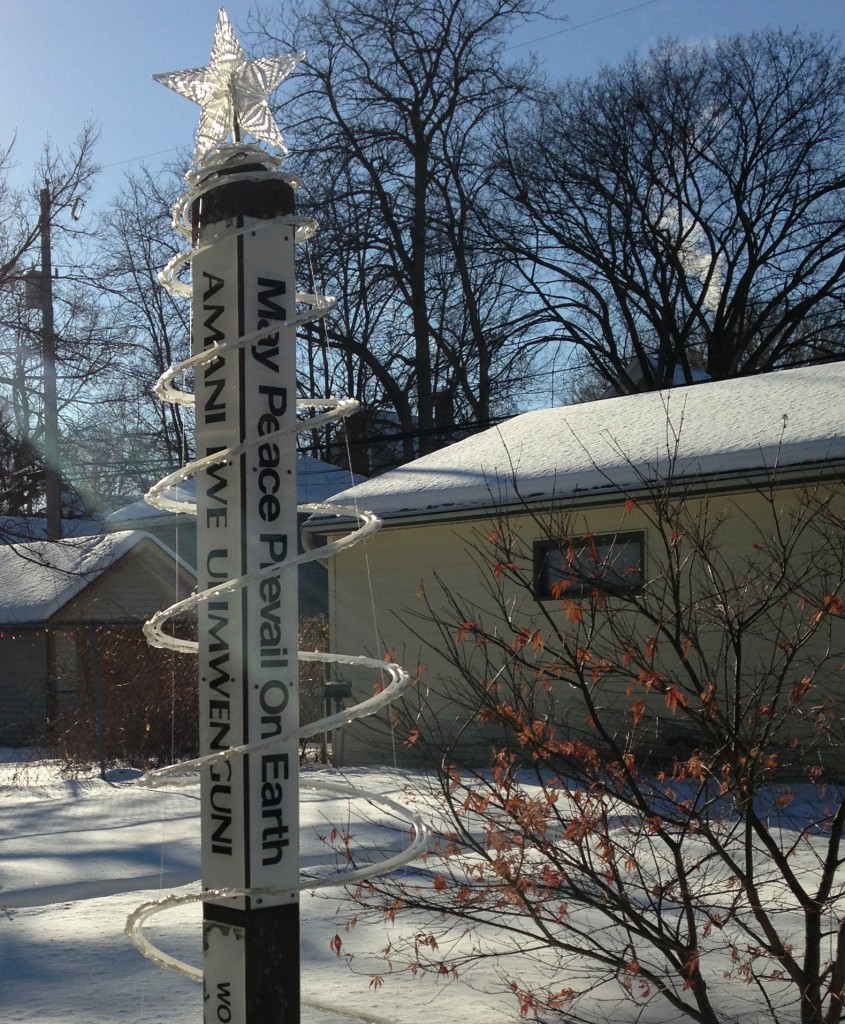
[98,145,183,172]
[505,0,661,52]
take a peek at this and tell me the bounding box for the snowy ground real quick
[0,752,504,1024]
[5,748,827,1024]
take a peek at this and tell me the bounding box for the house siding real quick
[50,543,188,625]
[328,484,845,769]
[0,537,196,746]
[0,629,48,745]
[329,501,658,765]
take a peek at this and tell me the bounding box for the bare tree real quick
[0,124,98,293]
[330,460,845,1024]
[253,0,551,470]
[0,411,43,516]
[0,125,111,519]
[81,163,193,507]
[494,30,845,397]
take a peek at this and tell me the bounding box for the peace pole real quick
[153,11,305,1021]
[136,10,428,1020]
[193,151,300,1023]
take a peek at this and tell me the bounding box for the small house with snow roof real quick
[313,363,845,767]
[106,453,362,618]
[0,531,195,747]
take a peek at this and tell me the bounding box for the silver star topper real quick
[153,7,304,165]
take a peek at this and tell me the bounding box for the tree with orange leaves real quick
[334,463,845,1024]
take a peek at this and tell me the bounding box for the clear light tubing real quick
[126,143,427,1002]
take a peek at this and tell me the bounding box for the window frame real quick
[533,530,646,600]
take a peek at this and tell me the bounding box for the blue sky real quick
[1,0,843,207]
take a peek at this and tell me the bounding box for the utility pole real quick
[39,183,62,542]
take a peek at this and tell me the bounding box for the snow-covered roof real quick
[0,517,101,543]
[319,363,845,521]
[106,454,364,527]
[0,531,185,625]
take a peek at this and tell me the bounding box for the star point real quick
[153,8,303,165]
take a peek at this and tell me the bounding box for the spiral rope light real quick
[127,12,427,1020]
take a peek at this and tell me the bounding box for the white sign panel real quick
[192,202,300,1018]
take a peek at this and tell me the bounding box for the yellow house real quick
[314,363,845,768]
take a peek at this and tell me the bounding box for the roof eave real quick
[308,457,845,533]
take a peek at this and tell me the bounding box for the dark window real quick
[534,531,645,599]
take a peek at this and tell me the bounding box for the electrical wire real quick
[504,0,661,52]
